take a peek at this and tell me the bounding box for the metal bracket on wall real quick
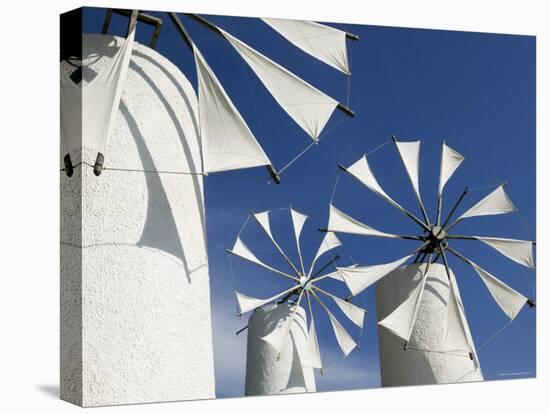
[102,8,163,49]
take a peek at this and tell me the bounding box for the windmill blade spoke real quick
[235,285,299,315]
[325,204,404,239]
[378,255,432,343]
[226,237,299,282]
[441,187,469,230]
[446,247,530,320]
[251,210,302,276]
[339,157,430,232]
[310,290,357,357]
[312,285,366,328]
[392,136,430,225]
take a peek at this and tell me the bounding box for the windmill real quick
[322,136,535,384]
[59,7,359,406]
[227,207,366,394]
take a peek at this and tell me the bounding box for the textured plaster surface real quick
[376,263,483,386]
[245,303,316,395]
[60,34,215,407]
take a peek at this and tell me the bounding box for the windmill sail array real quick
[326,138,535,355]
[228,208,367,367]
[62,11,356,181]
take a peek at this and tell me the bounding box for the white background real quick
[0,0,546,412]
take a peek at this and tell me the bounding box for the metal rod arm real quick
[442,187,469,231]
[225,249,299,281]
[318,227,423,241]
[312,254,340,278]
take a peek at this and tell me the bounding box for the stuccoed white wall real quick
[376,263,483,386]
[60,34,215,407]
[245,303,316,395]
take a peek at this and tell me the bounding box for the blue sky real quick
[83,7,536,398]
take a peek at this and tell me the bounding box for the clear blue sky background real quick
[83,7,536,398]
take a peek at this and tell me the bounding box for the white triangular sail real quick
[337,255,412,297]
[253,211,274,240]
[332,296,365,328]
[262,18,350,74]
[476,237,535,269]
[305,318,323,368]
[290,208,308,272]
[311,232,341,270]
[235,287,296,315]
[327,204,399,238]
[228,237,279,273]
[193,45,271,173]
[327,309,357,356]
[458,185,517,220]
[61,25,136,156]
[442,272,472,354]
[220,28,339,140]
[395,140,422,200]
[438,142,464,196]
[470,262,527,320]
[378,264,428,342]
[345,155,403,210]
[323,264,358,282]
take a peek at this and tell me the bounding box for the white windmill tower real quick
[227,207,366,395]
[60,8,358,406]
[322,136,535,386]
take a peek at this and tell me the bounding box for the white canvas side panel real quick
[193,45,271,173]
[305,319,323,369]
[458,185,517,220]
[471,263,527,320]
[438,142,465,196]
[61,26,136,156]
[476,237,535,269]
[337,255,412,296]
[378,266,427,342]
[262,18,349,74]
[332,296,365,328]
[395,140,421,200]
[327,204,399,238]
[345,156,403,210]
[220,28,338,140]
[327,310,357,356]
